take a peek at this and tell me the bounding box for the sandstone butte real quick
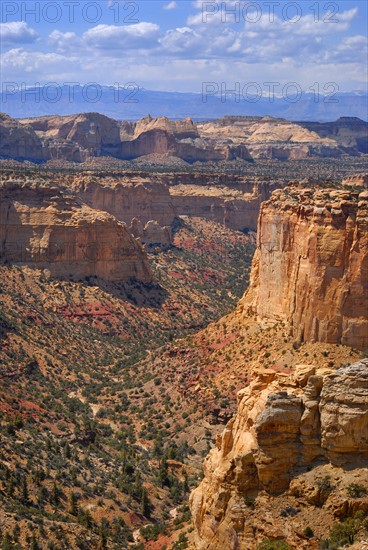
[1,112,367,163]
[190,185,368,549]
[0,180,152,282]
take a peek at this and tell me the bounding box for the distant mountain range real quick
[1,86,367,122]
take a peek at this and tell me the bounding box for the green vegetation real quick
[346,483,367,498]
[256,540,292,550]
[0,215,253,547]
[319,514,365,549]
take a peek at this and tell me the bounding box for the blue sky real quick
[1,1,367,93]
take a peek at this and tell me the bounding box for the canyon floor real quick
[0,167,367,550]
[0,211,257,549]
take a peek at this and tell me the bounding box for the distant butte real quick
[1,112,367,163]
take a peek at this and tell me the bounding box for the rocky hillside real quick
[242,185,368,350]
[302,117,368,154]
[190,183,368,549]
[1,112,367,163]
[0,178,152,282]
[190,360,368,549]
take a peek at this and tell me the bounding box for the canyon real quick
[0,167,367,549]
[1,112,367,164]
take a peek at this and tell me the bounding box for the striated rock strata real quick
[170,179,281,232]
[0,180,152,282]
[72,174,175,245]
[2,112,366,163]
[171,185,261,232]
[190,360,368,549]
[241,185,368,350]
[197,116,344,160]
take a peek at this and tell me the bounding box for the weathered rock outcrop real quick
[119,115,252,162]
[197,116,344,160]
[2,112,365,163]
[70,175,175,245]
[0,180,152,282]
[74,175,175,227]
[0,113,49,161]
[241,185,368,350]
[190,360,368,549]
[130,218,172,247]
[302,117,368,154]
[171,185,262,231]
[20,112,122,160]
[342,173,368,188]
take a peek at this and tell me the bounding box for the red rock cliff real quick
[0,180,152,282]
[241,185,368,350]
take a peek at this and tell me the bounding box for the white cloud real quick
[49,30,80,53]
[83,23,160,50]
[328,34,368,64]
[163,1,177,10]
[0,48,84,83]
[0,4,365,94]
[160,27,204,55]
[0,22,38,44]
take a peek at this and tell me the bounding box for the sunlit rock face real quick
[0,181,152,282]
[241,185,368,350]
[190,360,368,549]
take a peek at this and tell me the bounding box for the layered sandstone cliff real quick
[2,112,365,163]
[171,185,261,231]
[73,175,175,226]
[241,185,368,350]
[197,116,344,160]
[190,184,368,548]
[71,174,175,245]
[190,360,368,549]
[34,172,278,242]
[20,112,122,161]
[0,113,49,161]
[0,180,152,282]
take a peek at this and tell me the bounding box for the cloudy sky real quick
[1,0,367,93]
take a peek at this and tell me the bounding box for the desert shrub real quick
[244,496,255,509]
[256,540,292,550]
[346,483,367,498]
[320,516,362,549]
[304,526,314,538]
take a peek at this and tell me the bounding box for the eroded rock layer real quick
[241,185,368,350]
[0,180,152,282]
[190,360,368,549]
[2,112,366,162]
